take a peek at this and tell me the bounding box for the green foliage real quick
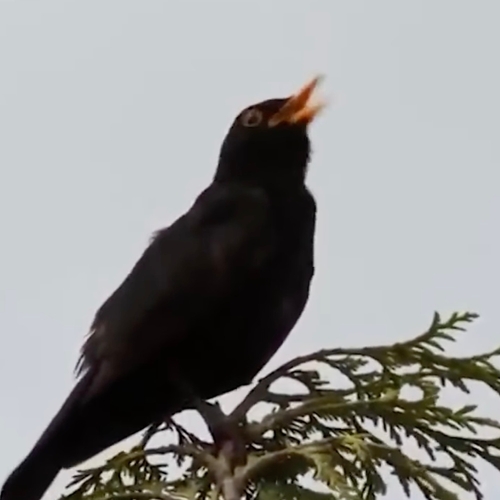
[60,312,500,500]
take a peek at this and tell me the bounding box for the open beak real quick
[268,75,326,127]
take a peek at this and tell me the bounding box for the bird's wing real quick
[76,182,275,394]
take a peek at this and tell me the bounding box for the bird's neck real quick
[213,158,308,189]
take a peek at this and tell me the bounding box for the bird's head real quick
[215,76,326,185]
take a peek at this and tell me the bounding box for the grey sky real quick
[1,1,499,498]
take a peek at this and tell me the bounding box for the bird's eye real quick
[241,108,263,127]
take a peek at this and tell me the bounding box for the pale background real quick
[0,1,499,499]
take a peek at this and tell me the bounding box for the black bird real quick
[1,76,325,500]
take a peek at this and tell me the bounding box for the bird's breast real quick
[185,228,314,398]
[165,191,316,399]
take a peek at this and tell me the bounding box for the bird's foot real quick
[171,374,248,468]
[212,416,248,469]
[189,398,248,468]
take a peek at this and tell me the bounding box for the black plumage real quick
[1,76,324,500]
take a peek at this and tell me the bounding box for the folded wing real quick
[77,182,275,399]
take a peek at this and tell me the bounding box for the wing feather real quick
[76,182,274,392]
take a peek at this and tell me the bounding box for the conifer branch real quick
[60,311,500,500]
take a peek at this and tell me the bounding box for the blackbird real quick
[1,76,325,500]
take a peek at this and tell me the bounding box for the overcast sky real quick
[0,1,499,499]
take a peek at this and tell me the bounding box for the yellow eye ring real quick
[241,108,263,127]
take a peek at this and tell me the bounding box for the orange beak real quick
[268,75,326,127]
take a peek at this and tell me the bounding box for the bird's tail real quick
[0,373,93,500]
[0,446,61,500]
[1,366,185,500]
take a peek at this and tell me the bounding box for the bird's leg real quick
[176,379,228,443]
[140,421,162,448]
[170,371,247,469]
[192,399,248,469]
